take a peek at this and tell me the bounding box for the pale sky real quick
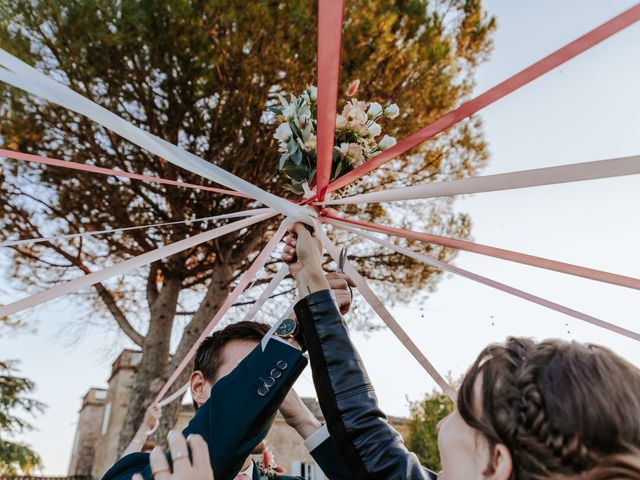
[1,1,639,474]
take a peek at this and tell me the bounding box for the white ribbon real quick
[316,226,456,400]
[335,222,640,342]
[0,51,311,223]
[238,265,289,324]
[158,382,189,408]
[0,209,272,248]
[0,212,275,317]
[323,154,640,205]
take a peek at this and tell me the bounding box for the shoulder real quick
[100,452,149,480]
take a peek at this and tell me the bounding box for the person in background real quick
[283,223,640,479]
[121,403,162,456]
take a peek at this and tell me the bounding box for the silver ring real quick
[173,452,189,462]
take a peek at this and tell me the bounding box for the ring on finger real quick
[173,452,189,462]
[152,468,171,478]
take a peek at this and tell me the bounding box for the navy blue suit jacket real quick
[101,338,350,480]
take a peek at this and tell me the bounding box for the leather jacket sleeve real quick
[295,290,437,480]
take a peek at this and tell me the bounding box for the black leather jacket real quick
[295,290,438,480]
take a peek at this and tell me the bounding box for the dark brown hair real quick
[193,320,270,383]
[458,337,640,479]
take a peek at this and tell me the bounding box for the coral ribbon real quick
[332,222,640,342]
[320,3,640,195]
[315,0,345,201]
[323,214,640,291]
[0,148,250,198]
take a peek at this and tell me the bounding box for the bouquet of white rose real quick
[271,80,399,196]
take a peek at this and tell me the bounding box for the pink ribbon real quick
[154,221,290,403]
[316,226,456,400]
[319,3,640,196]
[332,221,640,342]
[323,214,640,291]
[315,0,345,201]
[0,148,251,198]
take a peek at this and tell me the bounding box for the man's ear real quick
[190,371,209,408]
[486,444,513,480]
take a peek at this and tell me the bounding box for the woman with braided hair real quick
[282,223,640,479]
[451,337,640,479]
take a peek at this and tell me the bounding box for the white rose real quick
[304,133,317,152]
[378,135,397,150]
[274,123,292,143]
[308,85,317,102]
[347,143,366,166]
[338,142,349,158]
[335,114,347,129]
[283,103,297,120]
[367,122,381,138]
[367,102,383,118]
[384,103,400,119]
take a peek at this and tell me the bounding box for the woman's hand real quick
[133,431,213,480]
[143,402,162,431]
[282,223,324,279]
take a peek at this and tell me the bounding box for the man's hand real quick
[327,272,356,315]
[279,388,322,440]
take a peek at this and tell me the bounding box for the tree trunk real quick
[153,261,233,443]
[117,274,182,455]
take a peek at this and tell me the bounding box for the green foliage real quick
[406,390,455,472]
[0,360,45,475]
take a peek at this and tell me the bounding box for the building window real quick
[101,402,112,435]
[291,461,322,480]
[95,389,107,400]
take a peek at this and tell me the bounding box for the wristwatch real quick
[275,317,299,340]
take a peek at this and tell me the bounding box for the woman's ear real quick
[190,371,209,407]
[486,444,513,480]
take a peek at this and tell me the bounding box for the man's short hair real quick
[193,321,270,383]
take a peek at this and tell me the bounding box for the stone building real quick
[67,349,410,479]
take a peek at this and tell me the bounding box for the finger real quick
[186,434,213,476]
[292,222,312,239]
[328,279,349,292]
[149,446,171,480]
[329,272,357,287]
[167,430,190,475]
[133,475,143,480]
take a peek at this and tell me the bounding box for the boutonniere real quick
[259,447,286,478]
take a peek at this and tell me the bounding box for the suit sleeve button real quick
[276,361,288,370]
[270,369,282,378]
[262,376,275,388]
[257,386,269,396]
